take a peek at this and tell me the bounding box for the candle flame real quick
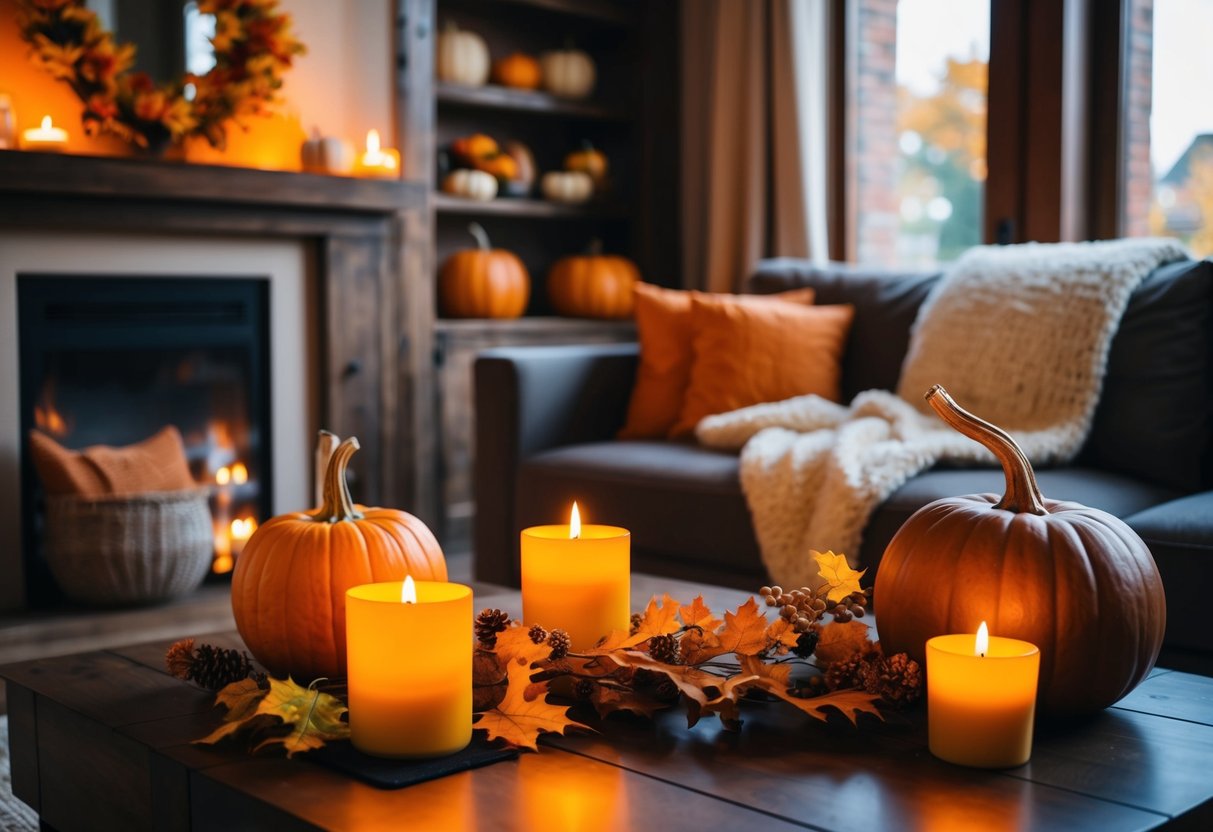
[231,462,249,485]
[215,466,231,486]
[402,574,416,604]
[976,621,989,657]
[230,516,257,541]
[569,501,581,540]
[41,115,51,130]
[366,129,380,154]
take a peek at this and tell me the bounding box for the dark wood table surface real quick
[3,574,1212,831]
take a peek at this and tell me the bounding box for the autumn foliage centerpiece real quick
[18,0,305,151]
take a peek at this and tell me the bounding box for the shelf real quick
[444,0,639,27]
[436,82,631,122]
[434,193,629,219]
[435,316,636,337]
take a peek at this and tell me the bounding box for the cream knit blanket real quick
[696,239,1189,587]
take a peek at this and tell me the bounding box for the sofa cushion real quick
[748,260,941,400]
[861,467,1181,568]
[1124,492,1213,653]
[516,441,763,584]
[1082,259,1213,493]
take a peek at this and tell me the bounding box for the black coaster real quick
[309,735,518,789]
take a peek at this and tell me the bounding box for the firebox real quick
[18,275,272,605]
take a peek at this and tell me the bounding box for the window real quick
[1124,0,1213,256]
[852,0,989,266]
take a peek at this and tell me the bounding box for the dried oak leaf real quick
[735,656,883,726]
[475,658,592,751]
[714,597,769,657]
[678,596,722,633]
[679,627,724,666]
[590,685,669,720]
[814,620,874,667]
[812,549,866,602]
[623,593,683,647]
[584,629,632,654]
[601,651,723,727]
[764,618,801,654]
[495,625,555,667]
[197,677,349,758]
[698,672,761,730]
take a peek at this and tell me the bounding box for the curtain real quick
[681,0,832,292]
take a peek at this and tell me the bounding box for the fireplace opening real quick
[18,276,272,605]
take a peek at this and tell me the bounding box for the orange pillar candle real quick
[353,129,400,178]
[21,115,67,152]
[927,622,1040,768]
[346,577,473,758]
[521,502,630,650]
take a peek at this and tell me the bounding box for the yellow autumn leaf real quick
[196,676,349,758]
[474,659,591,751]
[623,593,683,647]
[813,549,866,602]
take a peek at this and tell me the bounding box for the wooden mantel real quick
[0,149,435,571]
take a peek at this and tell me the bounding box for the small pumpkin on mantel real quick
[231,436,446,681]
[874,385,1166,716]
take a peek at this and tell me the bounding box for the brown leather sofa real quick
[474,258,1213,658]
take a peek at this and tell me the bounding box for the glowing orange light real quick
[215,466,231,486]
[231,462,248,485]
[569,501,581,540]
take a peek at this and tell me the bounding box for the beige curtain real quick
[681,0,832,292]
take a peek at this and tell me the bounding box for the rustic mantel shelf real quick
[0,149,425,213]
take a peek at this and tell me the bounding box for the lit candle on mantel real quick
[21,115,68,152]
[927,621,1040,768]
[353,129,400,179]
[346,575,473,758]
[520,502,630,650]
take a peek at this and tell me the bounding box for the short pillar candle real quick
[927,622,1040,768]
[521,503,630,651]
[345,578,473,758]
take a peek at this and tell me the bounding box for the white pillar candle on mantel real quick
[21,115,68,152]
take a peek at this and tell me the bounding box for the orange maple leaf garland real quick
[473,579,922,751]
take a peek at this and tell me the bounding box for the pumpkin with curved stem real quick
[547,240,640,319]
[440,223,530,318]
[874,385,1165,716]
[231,437,446,680]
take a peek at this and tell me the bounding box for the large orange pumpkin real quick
[874,386,1165,716]
[547,240,639,319]
[440,223,530,318]
[231,437,446,680]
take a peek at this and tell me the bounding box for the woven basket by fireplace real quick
[44,489,213,605]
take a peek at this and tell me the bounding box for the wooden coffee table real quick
[3,574,1212,831]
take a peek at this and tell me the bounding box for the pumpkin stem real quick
[587,238,603,256]
[313,436,364,523]
[924,385,1047,515]
[468,222,491,251]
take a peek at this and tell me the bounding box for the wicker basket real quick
[44,489,213,605]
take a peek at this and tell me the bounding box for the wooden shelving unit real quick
[435,81,630,121]
[433,192,629,219]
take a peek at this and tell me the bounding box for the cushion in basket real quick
[29,426,195,497]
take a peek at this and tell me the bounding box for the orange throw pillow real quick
[28,426,196,498]
[618,285,816,439]
[670,299,855,438]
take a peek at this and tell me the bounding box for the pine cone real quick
[547,629,571,660]
[824,650,875,691]
[629,612,644,636]
[475,608,510,647]
[188,643,260,691]
[792,629,819,659]
[165,638,196,680]
[528,624,548,644]
[868,652,923,706]
[648,633,681,664]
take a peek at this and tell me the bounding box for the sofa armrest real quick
[473,343,639,585]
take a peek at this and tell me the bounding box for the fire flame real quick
[33,380,70,437]
[231,462,248,485]
[569,501,581,540]
[976,621,989,657]
[402,575,416,604]
[215,466,231,486]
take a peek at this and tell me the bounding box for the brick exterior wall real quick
[1123,0,1154,238]
[853,0,900,265]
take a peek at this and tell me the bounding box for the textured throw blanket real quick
[697,239,1189,587]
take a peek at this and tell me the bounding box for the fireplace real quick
[17,275,273,604]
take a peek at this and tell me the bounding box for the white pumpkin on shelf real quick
[540,47,596,99]
[300,129,354,175]
[541,170,593,204]
[443,169,498,201]
[436,22,490,86]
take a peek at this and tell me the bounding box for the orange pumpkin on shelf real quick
[564,141,608,188]
[231,437,446,681]
[874,385,1166,716]
[451,132,498,165]
[472,152,519,182]
[547,240,640,319]
[440,223,531,318]
[492,52,542,90]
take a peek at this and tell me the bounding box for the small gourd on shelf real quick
[547,239,640,319]
[436,22,490,86]
[440,223,531,319]
[443,168,497,201]
[541,170,593,204]
[540,44,596,99]
[564,141,608,188]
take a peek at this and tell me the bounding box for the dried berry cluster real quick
[760,583,868,629]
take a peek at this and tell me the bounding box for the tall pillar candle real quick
[927,622,1040,768]
[346,578,473,758]
[521,503,630,650]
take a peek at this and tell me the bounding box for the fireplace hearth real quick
[18,275,272,605]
